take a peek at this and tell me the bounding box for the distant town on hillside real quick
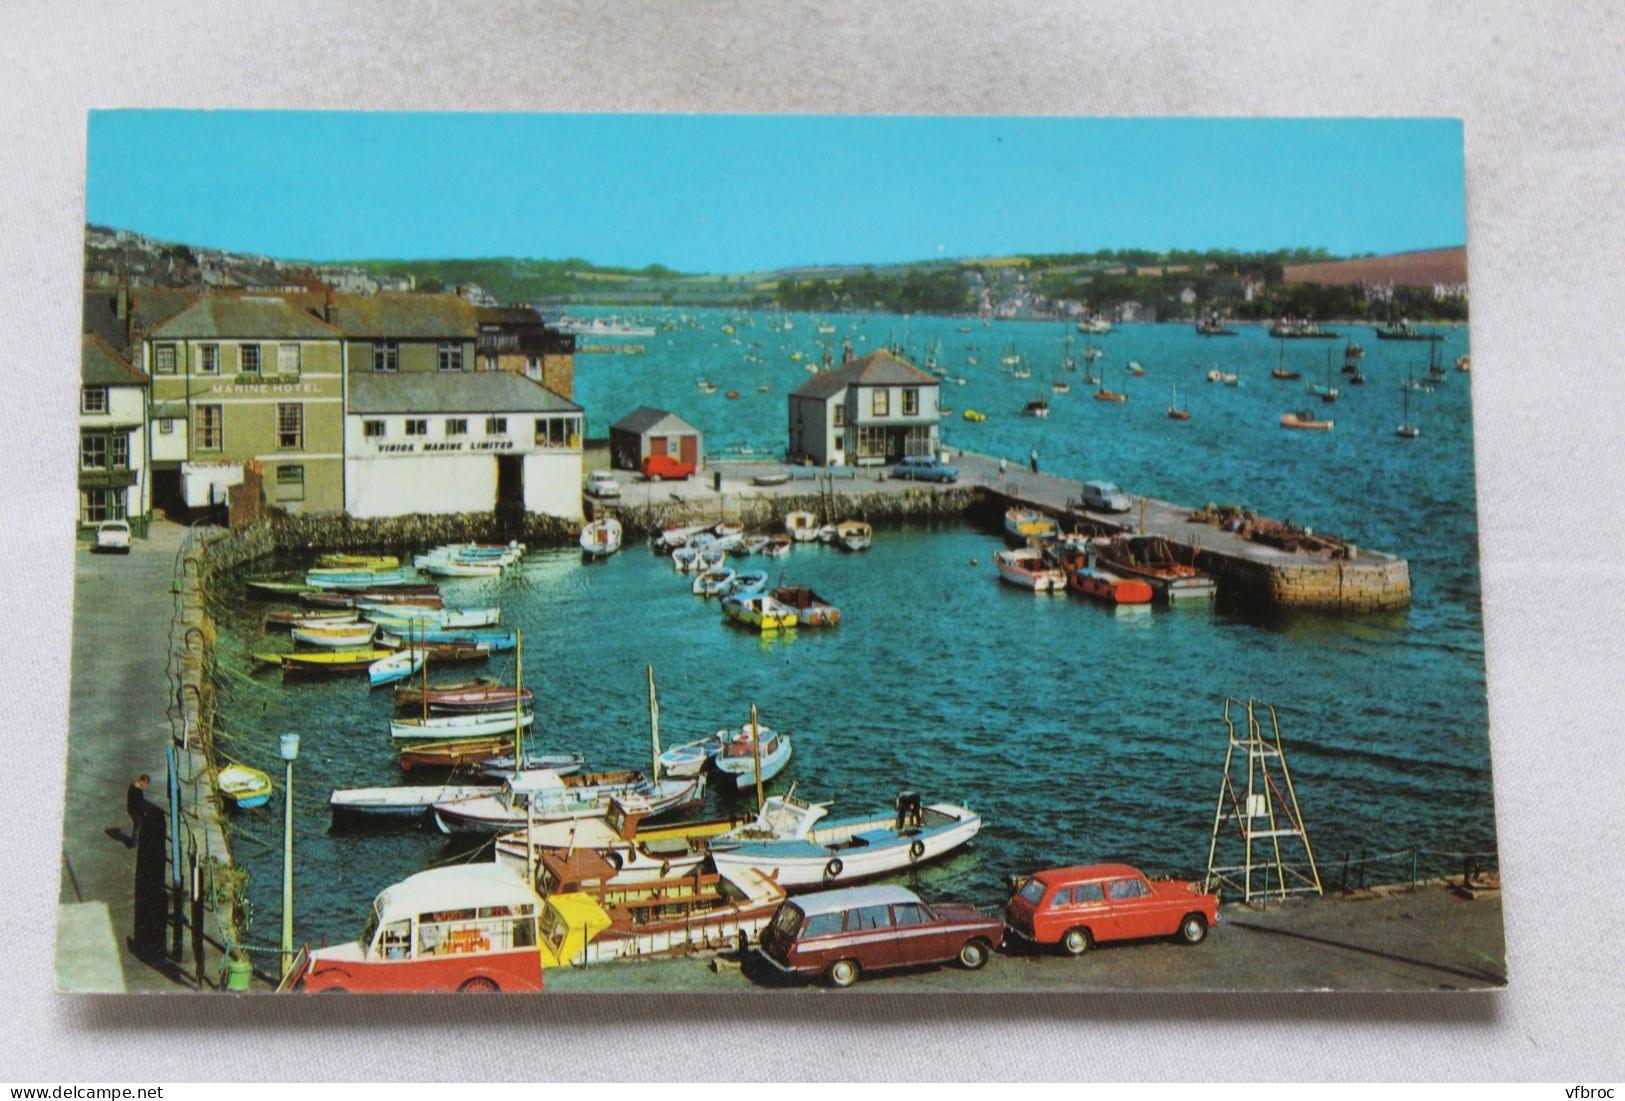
[83,224,1468,324]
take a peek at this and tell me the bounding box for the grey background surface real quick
[3,0,1622,1082]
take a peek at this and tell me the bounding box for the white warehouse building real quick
[344,371,584,521]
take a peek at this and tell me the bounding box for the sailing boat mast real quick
[512,629,523,767]
[648,665,661,782]
[750,703,764,812]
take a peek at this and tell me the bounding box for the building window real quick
[277,344,301,376]
[159,418,175,435]
[154,345,177,374]
[405,419,428,437]
[363,419,386,439]
[903,387,919,416]
[275,464,305,501]
[446,418,468,437]
[110,433,129,468]
[277,403,304,449]
[81,488,126,524]
[80,432,107,470]
[438,342,463,372]
[536,416,577,447]
[81,387,107,414]
[239,344,261,374]
[525,356,542,379]
[195,404,223,450]
[833,402,846,428]
[198,344,219,374]
[372,342,398,372]
[905,424,933,457]
[857,425,888,459]
[486,416,507,435]
[482,354,498,372]
[872,389,889,417]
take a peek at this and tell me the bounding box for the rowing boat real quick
[291,622,379,648]
[368,649,425,688]
[218,764,274,810]
[389,710,535,741]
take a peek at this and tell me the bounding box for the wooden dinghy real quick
[835,520,872,552]
[770,585,841,627]
[218,763,274,810]
[389,710,535,741]
[291,622,379,648]
[316,553,400,570]
[245,579,311,597]
[254,648,395,676]
[378,639,492,665]
[265,609,359,629]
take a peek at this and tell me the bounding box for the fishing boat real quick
[316,553,400,570]
[1270,334,1302,380]
[815,523,839,543]
[738,535,772,556]
[399,736,525,771]
[1205,369,1238,385]
[710,721,793,790]
[1093,374,1128,402]
[769,585,841,627]
[654,522,713,553]
[692,566,736,598]
[432,769,706,833]
[1096,536,1217,602]
[762,533,792,558]
[835,520,872,552]
[671,546,703,573]
[1195,315,1238,336]
[1307,347,1339,402]
[1059,547,1155,604]
[1021,395,1050,417]
[1126,361,1146,377]
[1269,318,1338,339]
[218,763,274,810]
[416,686,535,714]
[390,710,535,741]
[265,609,359,629]
[784,511,819,543]
[721,593,798,632]
[1004,507,1058,544]
[1051,378,1071,395]
[657,737,721,778]
[707,791,983,889]
[1167,385,1191,421]
[1373,320,1443,341]
[1077,317,1112,335]
[368,649,425,688]
[1280,410,1335,430]
[495,796,748,879]
[579,517,622,558]
[472,752,585,777]
[995,547,1067,592]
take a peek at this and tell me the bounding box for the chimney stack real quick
[115,269,128,321]
[323,288,335,324]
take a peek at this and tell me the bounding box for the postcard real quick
[60,112,1500,994]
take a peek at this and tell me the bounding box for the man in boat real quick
[126,774,150,848]
[1029,447,1039,474]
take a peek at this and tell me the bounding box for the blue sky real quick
[86,112,1464,272]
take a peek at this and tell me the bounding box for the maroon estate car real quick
[758,884,1004,988]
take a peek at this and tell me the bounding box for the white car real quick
[1080,481,1132,513]
[585,471,621,499]
[95,519,132,553]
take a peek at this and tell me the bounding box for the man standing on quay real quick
[126,773,150,848]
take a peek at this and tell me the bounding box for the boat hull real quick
[709,804,982,889]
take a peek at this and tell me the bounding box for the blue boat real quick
[722,571,769,597]
[381,626,517,651]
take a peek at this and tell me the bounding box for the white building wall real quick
[151,415,188,463]
[523,451,584,520]
[346,454,498,518]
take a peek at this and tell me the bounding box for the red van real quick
[1004,863,1218,956]
[642,454,696,481]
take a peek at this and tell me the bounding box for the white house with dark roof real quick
[787,350,940,466]
[344,371,584,520]
[79,334,151,537]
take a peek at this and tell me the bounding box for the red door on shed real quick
[679,435,697,466]
[650,436,668,457]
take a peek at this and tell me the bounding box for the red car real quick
[1004,863,1218,955]
[758,884,1004,988]
[641,454,696,481]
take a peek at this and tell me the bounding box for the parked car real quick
[1003,863,1218,956]
[584,471,621,498]
[757,884,1003,988]
[641,454,696,481]
[1080,480,1132,513]
[94,519,132,553]
[891,456,959,483]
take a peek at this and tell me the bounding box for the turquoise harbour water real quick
[213,311,1492,950]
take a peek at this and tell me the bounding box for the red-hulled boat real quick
[394,676,498,710]
[301,586,442,610]
[1059,547,1154,605]
[419,687,535,714]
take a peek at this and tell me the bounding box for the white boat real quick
[785,512,818,542]
[815,524,838,544]
[368,649,425,688]
[693,567,736,597]
[995,548,1067,592]
[329,783,499,819]
[671,547,702,573]
[416,558,504,578]
[658,737,721,778]
[364,607,501,630]
[390,710,535,741]
[707,792,983,889]
[432,769,705,832]
[492,796,726,883]
[555,316,657,338]
[835,520,872,552]
[711,722,793,790]
[655,522,713,552]
[579,517,623,558]
[737,535,771,556]
[291,622,378,648]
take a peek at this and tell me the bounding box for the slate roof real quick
[610,406,699,435]
[148,294,342,340]
[789,350,937,400]
[82,288,199,354]
[330,293,478,339]
[81,334,149,387]
[347,371,581,416]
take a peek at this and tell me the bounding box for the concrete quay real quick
[597,449,1410,612]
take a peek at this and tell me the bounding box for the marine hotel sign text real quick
[205,381,322,395]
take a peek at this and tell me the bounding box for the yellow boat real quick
[254,648,396,675]
[316,553,400,569]
[962,409,987,422]
[218,763,274,810]
[722,594,799,632]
